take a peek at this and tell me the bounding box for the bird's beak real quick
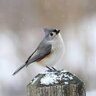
[56,30,60,34]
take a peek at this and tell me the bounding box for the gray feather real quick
[13,42,52,75]
[26,43,52,65]
[12,63,26,75]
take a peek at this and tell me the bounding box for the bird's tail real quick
[12,63,27,76]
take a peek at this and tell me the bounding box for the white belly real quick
[36,34,65,67]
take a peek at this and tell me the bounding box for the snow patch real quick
[40,73,58,85]
[64,82,69,84]
[40,70,74,85]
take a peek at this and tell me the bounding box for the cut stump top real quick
[28,70,83,87]
[27,70,86,96]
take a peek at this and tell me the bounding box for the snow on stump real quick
[27,70,86,96]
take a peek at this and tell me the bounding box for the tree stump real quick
[27,70,86,96]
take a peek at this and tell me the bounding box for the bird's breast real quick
[37,47,61,66]
[37,34,65,66]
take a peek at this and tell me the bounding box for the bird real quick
[12,28,65,75]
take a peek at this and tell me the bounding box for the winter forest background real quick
[0,0,96,96]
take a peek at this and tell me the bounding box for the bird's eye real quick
[50,32,56,37]
[50,33,53,36]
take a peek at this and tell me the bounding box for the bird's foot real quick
[46,66,57,72]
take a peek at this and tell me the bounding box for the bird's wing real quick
[25,48,38,64]
[25,43,52,65]
[12,43,52,75]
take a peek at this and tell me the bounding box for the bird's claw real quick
[46,66,57,72]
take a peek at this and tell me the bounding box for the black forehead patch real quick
[53,29,57,32]
[52,29,60,34]
[44,28,60,36]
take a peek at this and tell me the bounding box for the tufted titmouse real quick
[13,28,64,75]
